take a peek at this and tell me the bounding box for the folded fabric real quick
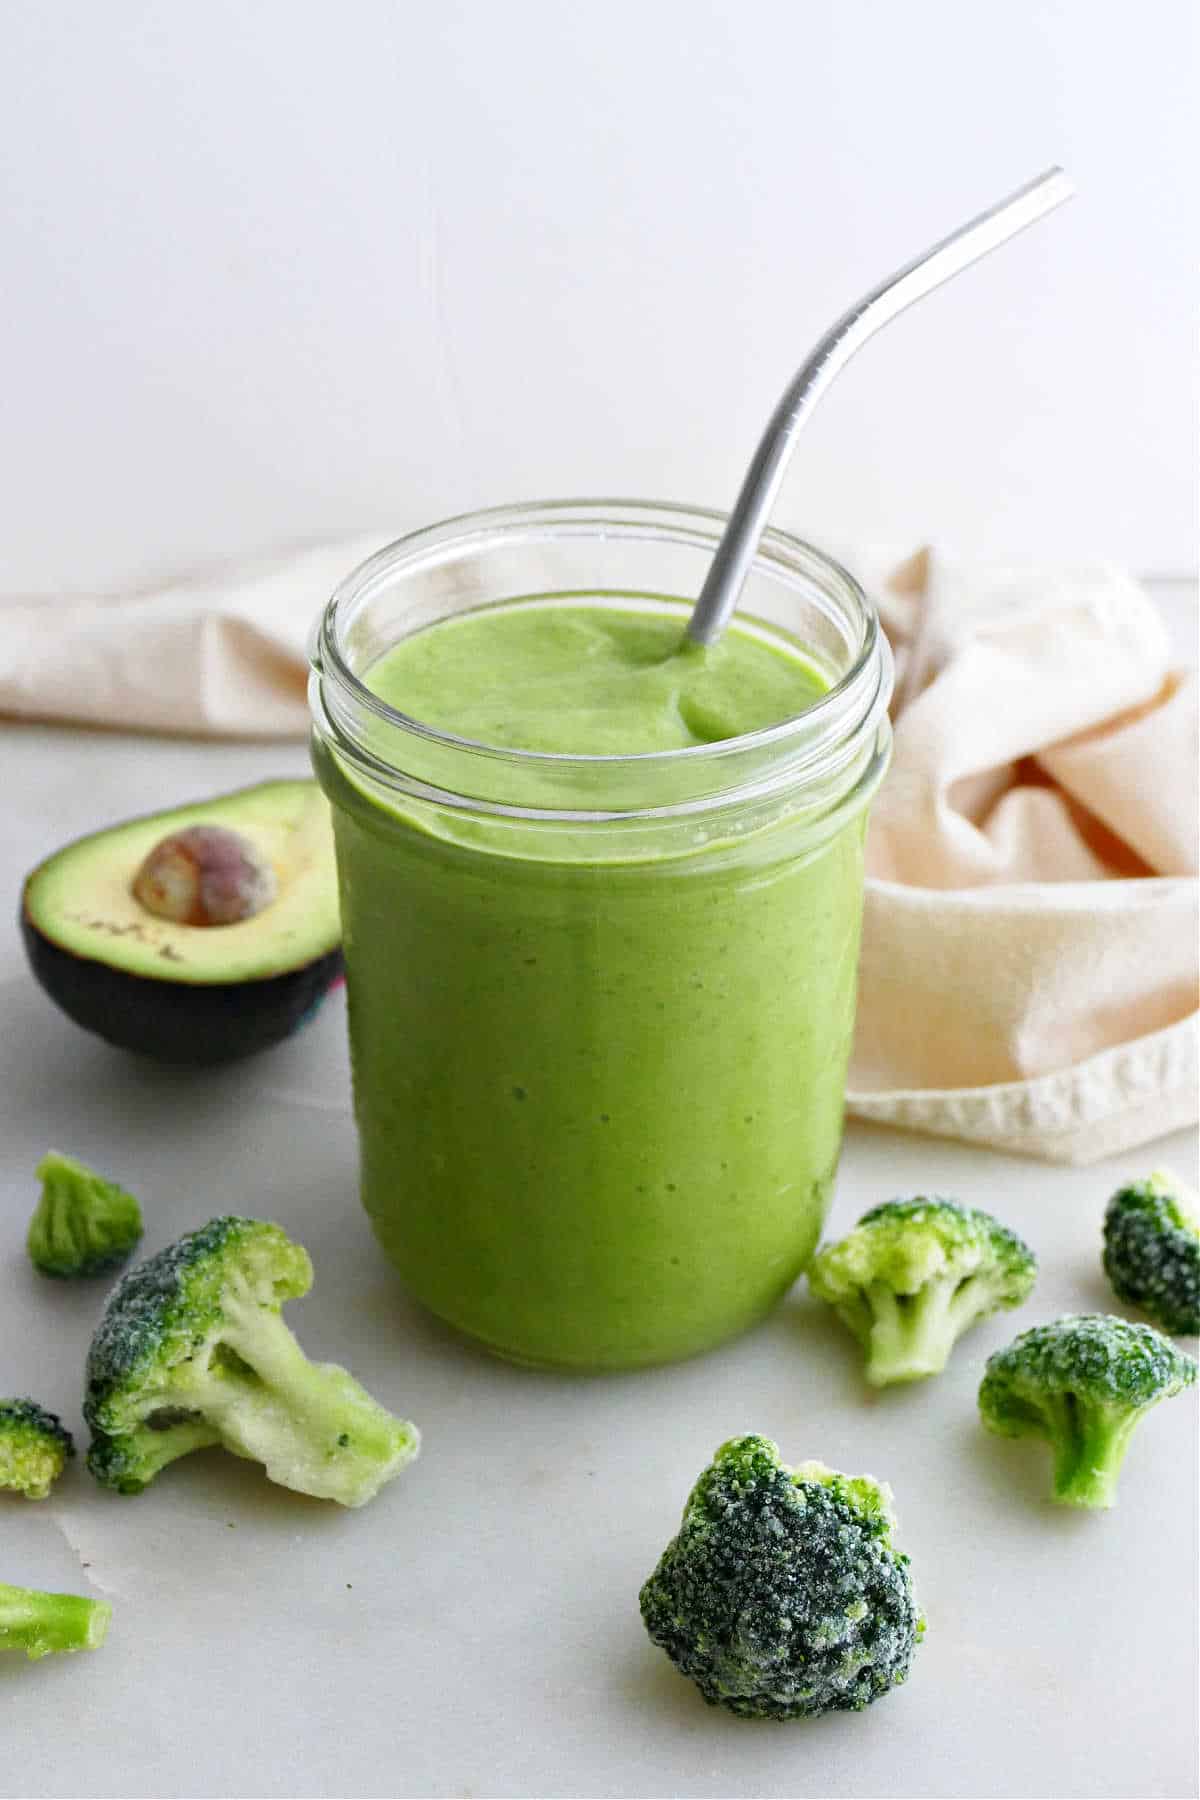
[0,536,385,737]
[3,537,1195,1163]
[846,547,1197,1159]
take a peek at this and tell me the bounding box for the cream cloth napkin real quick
[845,548,1197,1161]
[3,539,1195,1163]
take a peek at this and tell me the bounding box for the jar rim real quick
[312,497,884,770]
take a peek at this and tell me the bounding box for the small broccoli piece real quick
[0,1399,75,1500]
[0,1582,110,1659]
[84,1216,420,1507]
[979,1314,1197,1509]
[639,1435,924,1719]
[807,1196,1037,1386]
[1102,1170,1200,1336]
[28,1151,143,1278]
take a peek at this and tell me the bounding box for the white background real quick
[1,0,1196,595]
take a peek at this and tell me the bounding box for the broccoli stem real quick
[1046,1396,1143,1510]
[110,1415,224,1492]
[0,1582,111,1659]
[187,1296,414,1505]
[862,1277,993,1385]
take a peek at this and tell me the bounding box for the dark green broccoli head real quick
[979,1313,1197,1509]
[1102,1171,1199,1336]
[808,1196,1037,1386]
[85,1216,309,1433]
[27,1151,143,1278]
[639,1435,923,1719]
[0,1399,75,1500]
[84,1216,418,1506]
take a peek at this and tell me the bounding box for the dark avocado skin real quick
[21,914,343,1065]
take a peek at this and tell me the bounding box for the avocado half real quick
[21,780,343,1065]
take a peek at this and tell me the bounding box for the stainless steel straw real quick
[686,166,1074,647]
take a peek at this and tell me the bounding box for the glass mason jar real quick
[309,500,892,1370]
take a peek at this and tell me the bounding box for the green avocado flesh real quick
[23,781,339,984]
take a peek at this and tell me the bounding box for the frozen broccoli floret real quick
[27,1151,143,1278]
[1103,1171,1200,1336]
[807,1197,1037,1385]
[0,1399,74,1500]
[84,1216,420,1506]
[639,1435,924,1718]
[979,1314,1197,1509]
[0,1582,110,1659]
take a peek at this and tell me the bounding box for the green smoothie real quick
[367,601,826,752]
[315,597,868,1368]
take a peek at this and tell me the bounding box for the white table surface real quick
[1,585,1197,1800]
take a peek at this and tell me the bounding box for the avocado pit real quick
[132,825,277,928]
